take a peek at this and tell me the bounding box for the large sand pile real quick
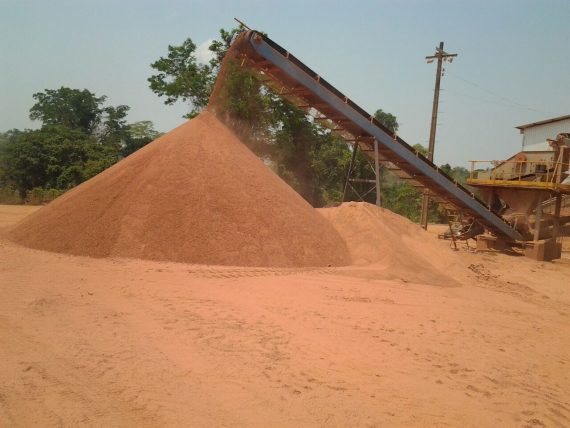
[319,202,467,286]
[8,111,350,267]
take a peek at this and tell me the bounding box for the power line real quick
[446,70,550,115]
[444,88,537,110]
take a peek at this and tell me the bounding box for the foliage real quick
[381,182,444,223]
[121,121,162,157]
[0,185,67,205]
[148,26,247,119]
[29,87,107,134]
[29,86,132,145]
[0,125,115,197]
[127,120,161,140]
[213,59,271,156]
[1,88,160,201]
[266,99,317,203]
[413,143,429,157]
[25,188,66,205]
[208,27,246,70]
[148,39,216,118]
[99,104,130,148]
[440,163,469,185]
[0,186,21,204]
[374,109,399,134]
[342,141,446,222]
[311,133,354,206]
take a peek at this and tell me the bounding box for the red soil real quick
[8,111,350,267]
[319,202,469,286]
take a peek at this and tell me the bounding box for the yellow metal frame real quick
[468,158,570,193]
[467,178,570,192]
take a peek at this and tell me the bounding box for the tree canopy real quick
[29,87,107,134]
[148,26,249,119]
[374,109,399,134]
[121,121,162,157]
[148,39,214,118]
[0,126,109,197]
[1,88,160,202]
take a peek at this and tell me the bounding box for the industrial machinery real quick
[467,133,570,259]
[212,29,569,260]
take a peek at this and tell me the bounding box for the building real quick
[516,114,570,151]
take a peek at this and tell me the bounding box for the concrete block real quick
[525,238,562,261]
[476,235,507,251]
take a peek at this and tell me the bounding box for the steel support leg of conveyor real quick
[420,191,429,229]
[534,194,544,242]
[553,194,562,240]
[374,139,381,207]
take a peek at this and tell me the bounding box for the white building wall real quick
[521,118,570,151]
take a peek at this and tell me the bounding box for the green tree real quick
[212,58,271,156]
[208,27,246,70]
[311,132,354,206]
[121,121,162,157]
[99,105,130,149]
[127,120,161,140]
[440,163,469,185]
[374,109,399,134]
[0,126,118,198]
[412,143,429,157]
[29,87,131,146]
[29,87,106,134]
[269,100,317,203]
[0,88,144,201]
[148,26,248,119]
[148,39,216,118]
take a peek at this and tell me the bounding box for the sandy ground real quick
[1,205,569,427]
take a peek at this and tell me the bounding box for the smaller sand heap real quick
[319,202,466,286]
[8,111,350,267]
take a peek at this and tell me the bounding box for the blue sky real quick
[1,0,568,167]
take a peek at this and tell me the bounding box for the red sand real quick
[319,202,469,286]
[8,111,350,267]
[2,205,570,427]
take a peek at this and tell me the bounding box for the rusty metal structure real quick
[219,29,568,260]
[468,133,570,259]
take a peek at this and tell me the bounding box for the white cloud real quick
[195,39,215,65]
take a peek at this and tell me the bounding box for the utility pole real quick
[420,42,457,229]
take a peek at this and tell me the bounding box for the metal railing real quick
[468,159,570,189]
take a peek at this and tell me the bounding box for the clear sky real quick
[1,0,568,167]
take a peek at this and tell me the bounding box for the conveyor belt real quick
[225,30,523,241]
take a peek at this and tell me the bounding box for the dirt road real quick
[1,206,569,427]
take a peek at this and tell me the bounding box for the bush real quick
[0,186,23,204]
[25,188,66,205]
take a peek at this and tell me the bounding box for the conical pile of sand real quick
[8,111,350,267]
[319,202,467,286]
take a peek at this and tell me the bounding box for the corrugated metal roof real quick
[515,114,570,130]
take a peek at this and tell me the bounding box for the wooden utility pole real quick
[420,42,457,229]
